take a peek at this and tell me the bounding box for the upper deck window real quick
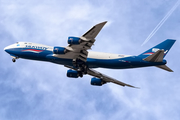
[118,55,125,57]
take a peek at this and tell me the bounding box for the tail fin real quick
[138,39,176,59]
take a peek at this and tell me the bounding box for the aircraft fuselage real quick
[4,42,166,69]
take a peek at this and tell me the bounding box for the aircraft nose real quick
[4,45,13,53]
[4,46,8,52]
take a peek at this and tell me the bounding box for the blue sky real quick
[1,0,180,120]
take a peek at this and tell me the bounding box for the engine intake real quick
[53,47,67,54]
[67,69,79,78]
[91,77,105,86]
[68,37,81,45]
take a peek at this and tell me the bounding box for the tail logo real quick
[143,48,168,55]
[152,48,160,52]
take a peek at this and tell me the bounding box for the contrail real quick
[141,0,180,46]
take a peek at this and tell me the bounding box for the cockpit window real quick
[16,42,19,44]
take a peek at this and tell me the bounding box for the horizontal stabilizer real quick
[143,50,164,62]
[156,65,173,72]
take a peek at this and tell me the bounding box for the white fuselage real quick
[5,42,131,60]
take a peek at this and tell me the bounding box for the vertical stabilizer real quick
[138,39,176,59]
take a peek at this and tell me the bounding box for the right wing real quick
[87,69,139,88]
[64,65,138,88]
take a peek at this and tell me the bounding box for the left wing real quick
[65,21,107,62]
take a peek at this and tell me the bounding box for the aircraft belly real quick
[86,56,165,69]
[86,58,130,69]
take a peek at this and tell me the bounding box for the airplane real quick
[4,21,176,88]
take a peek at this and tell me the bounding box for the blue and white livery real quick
[4,21,176,88]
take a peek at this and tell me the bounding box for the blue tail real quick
[138,39,176,59]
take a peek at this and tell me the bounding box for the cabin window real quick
[118,55,125,57]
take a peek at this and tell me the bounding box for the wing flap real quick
[77,55,87,62]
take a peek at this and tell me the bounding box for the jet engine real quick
[90,77,106,86]
[53,47,67,54]
[67,69,79,78]
[68,37,81,45]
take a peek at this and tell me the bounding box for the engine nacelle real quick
[53,47,67,54]
[68,37,81,45]
[67,69,79,78]
[91,77,105,86]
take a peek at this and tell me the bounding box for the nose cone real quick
[4,46,9,53]
[4,45,14,54]
[4,44,21,57]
